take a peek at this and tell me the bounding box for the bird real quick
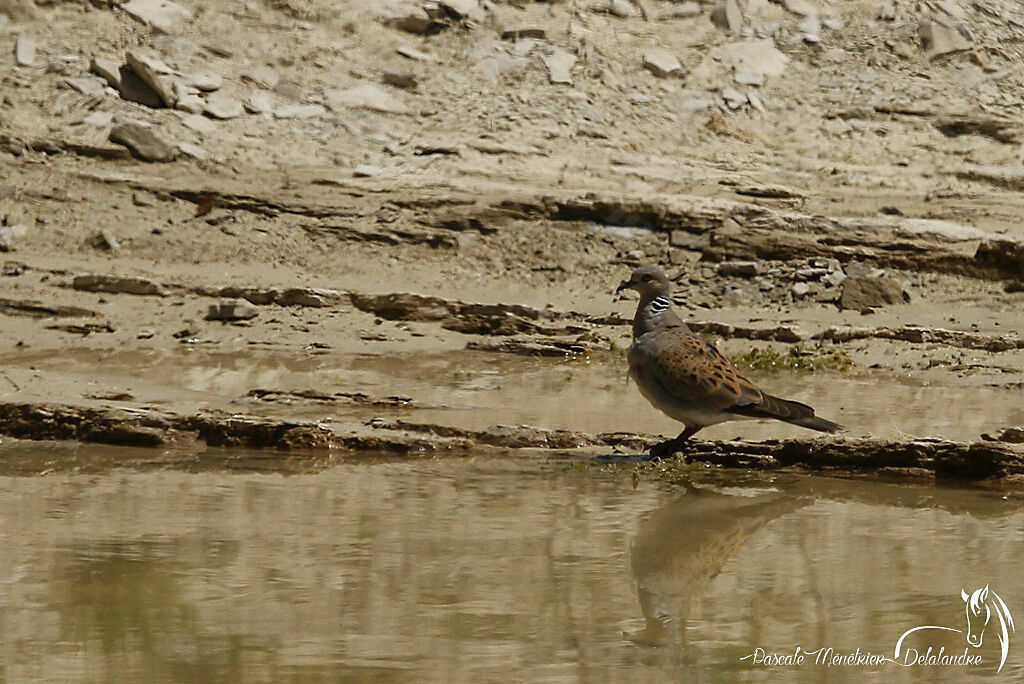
[616,265,842,458]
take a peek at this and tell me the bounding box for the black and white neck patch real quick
[647,295,672,315]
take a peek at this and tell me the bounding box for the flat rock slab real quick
[397,46,439,62]
[919,20,972,59]
[244,91,274,114]
[122,0,194,34]
[839,275,909,310]
[643,48,681,77]
[710,0,743,32]
[72,273,169,296]
[206,298,259,321]
[125,51,177,107]
[273,103,327,119]
[187,71,222,91]
[203,93,243,119]
[543,48,577,85]
[711,39,789,79]
[324,84,410,115]
[108,122,178,162]
[182,113,216,134]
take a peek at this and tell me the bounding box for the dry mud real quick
[2,0,1024,481]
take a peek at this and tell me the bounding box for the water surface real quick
[0,445,1021,682]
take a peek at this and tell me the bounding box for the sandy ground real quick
[2,0,1024,464]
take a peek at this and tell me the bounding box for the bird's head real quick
[616,265,672,300]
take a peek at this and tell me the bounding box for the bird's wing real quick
[637,328,763,411]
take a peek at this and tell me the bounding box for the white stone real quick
[273,103,327,119]
[781,0,817,17]
[439,0,483,21]
[125,51,177,107]
[643,48,681,77]
[543,48,576,85]
[84,111,115,127]
[203,93,243,119]
[183,113,216,134]
[177,142,207,159]
[244,91,274,114]
[712,39,789,79]
[397,46,438,62]
[353,164,384,177]
[608,0,637,18]
[122,0,194,34]
[14,36,36,67]
[64,77,105,96]
[324,83,410,115]
[90,57,122,89]
[734,71,764,87]
[187,71,222,91]
[670,1,700,17]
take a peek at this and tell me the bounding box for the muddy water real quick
[0,447,1021,682]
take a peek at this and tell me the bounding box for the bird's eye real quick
[641,274,653,283]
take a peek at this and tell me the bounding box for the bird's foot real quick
[646,439,682,461]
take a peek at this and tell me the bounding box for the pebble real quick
[109,122,178,162]
[734,71,764,87]
[392,10,445,35]
[187,71,222,91]
[206,298,258,321]
[919,21,972,59]
[14,36,36,67]
[397,46,438,62]
[90,57,122,88]
[125,51,177,107]
[324,83,410,115]
[501,28,546,40]
[543,49,577,85]
[273,78,304,101]
[83,111,114,127]
[354,164,384,177]
[711,0,743,32]
[643,48,681,77]
[245,65,279,89]
[175,92,205,114]
[383,71,417,89]
[244,91,274,114]
[177,142,208,160]
[273,103,327,119]
[608,0,638,18]
[718,261,763,277]
[183,113,217,134]
[132,191,156,207]
[64,77,105,97]
[122,0,195,34]
[203,93,243,119]
[670,2,700,17]
[94,230,120,251]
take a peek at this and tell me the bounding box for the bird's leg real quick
[647,426,703,460]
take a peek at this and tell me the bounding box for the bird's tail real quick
[786,413,844,433]
[734,393,844,433]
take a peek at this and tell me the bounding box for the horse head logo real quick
[962,586,992,647]
[896,586,1015,673]
[961,586,1015,671]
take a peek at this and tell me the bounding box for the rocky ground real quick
[2,0,1024,480]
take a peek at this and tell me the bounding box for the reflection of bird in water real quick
[628,482,810,654]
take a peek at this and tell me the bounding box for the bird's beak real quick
[615,279,632,294]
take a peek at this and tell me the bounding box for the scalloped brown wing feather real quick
[645,327,764,411]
